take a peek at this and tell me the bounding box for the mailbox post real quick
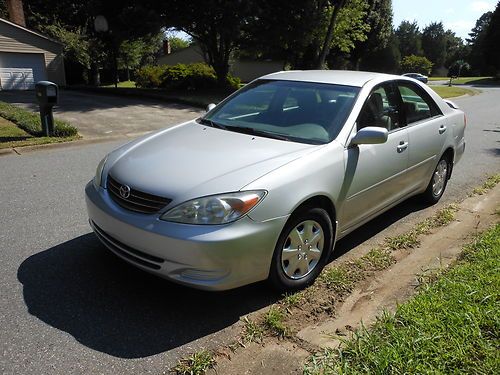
[35,81,58,136]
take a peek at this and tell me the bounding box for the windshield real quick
[202,80,360,144]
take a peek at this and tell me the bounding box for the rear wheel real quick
[268,207,333,292]
[422,156,451,204]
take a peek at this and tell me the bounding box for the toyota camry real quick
[85,70,466,291]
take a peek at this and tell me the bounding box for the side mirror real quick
[350,126,388,146]
[206,103,216,112]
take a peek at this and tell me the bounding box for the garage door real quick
[0,52,47,90]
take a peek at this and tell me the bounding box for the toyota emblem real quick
[119,185,131,199]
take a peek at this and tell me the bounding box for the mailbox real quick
[35,81,58,136]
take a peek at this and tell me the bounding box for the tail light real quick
[464,113,467,128]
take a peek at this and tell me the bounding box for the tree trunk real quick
[317,0,347,69]
[91,63,100,86]
[213,61,229,87]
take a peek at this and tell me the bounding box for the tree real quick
[422,22,447,73]
[23,0,164,85]
[350,0,394,70]
[243,0,369,70]
[163,0,253,86]
[483,1,500,75]
[168,36,190,52]
[359,32,401,73]
[395,20,423,57]
[444,30,465,66]
[448,60,471,77]
[118,33,163,81]
[401,55,433,75]
[466,11,492,74]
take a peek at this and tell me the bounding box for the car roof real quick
[259,70,397,88]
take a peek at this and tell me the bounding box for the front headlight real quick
[93,156,107,188]
[161,191,266,225]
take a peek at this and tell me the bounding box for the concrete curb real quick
[0,135,127,156]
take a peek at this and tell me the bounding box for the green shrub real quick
[0,101,77,137]
[161,63,217,90]
[401,55,433,75]
[136,63,241,90]
[226,74,241,90]
[135,65,168,88]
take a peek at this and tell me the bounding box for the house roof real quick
[260,70,396,88]
[0,17,62,46]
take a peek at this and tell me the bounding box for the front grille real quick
[107,175,171,214]
[91,221,164,270]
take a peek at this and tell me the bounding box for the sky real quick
[393,0,498,40]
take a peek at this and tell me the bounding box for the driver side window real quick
[358,84,402,131]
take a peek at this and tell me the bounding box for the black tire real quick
[421,155,451,205]
[268,206,333,292]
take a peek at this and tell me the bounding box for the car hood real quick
[107,121,320,205]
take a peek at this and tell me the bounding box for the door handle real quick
[397,141,408,153]
[439,125,447,134]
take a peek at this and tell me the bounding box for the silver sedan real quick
[85,70,466,291]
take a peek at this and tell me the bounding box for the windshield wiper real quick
[197,117,227,130]
[198,118,290,142]
[223,125,291,142]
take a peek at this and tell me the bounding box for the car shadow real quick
[17,233,279,358]
[17,197,428,359]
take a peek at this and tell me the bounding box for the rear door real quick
[396,81,445,191]
[340,82,409,232]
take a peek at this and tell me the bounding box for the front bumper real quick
[85,182,288,291]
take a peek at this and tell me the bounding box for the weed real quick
[281,291,303,308]
[470,174,500,196]
[263,306,288,337]
[321,266,360,293]
[241,316,264,343]
[385,231,420,250]
[432,204,458,226]
[173,350,215,375]
[360,248,395,270]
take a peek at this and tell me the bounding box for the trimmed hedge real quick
[0,101,78,137]
[136,63,241,91]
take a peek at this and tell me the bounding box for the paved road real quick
[0,88,499,374]
[0,90,203,138]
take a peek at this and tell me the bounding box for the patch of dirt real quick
[208,340,309,375]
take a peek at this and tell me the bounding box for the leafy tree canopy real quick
[395,20,423,57]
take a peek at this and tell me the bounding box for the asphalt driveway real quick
[0,89,204,138]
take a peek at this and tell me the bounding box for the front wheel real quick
[422,156,451,204]
[268,207,333,292]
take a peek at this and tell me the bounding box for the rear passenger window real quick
[398,83,441,124]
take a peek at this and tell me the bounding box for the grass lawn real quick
[430,86,476,98]
[429,76,500,85]
[305,223,500,374]
[0,117,78,149]
[101,80,137,88]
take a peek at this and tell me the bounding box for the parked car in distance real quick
[86,70,466,292]
[402,72,429,84]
